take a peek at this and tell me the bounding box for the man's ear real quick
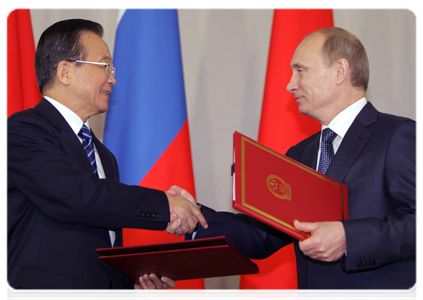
[55,61,72,86]
[335,59,349,85]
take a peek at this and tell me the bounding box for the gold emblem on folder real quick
[267,175,292,201]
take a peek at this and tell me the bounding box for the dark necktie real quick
[317,128,337,175]
[78,124,98,177]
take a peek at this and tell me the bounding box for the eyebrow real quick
[291,63,308,70]
[100,55,112,62]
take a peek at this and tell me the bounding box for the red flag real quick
[240,9,333,289]
[7,9,42,117]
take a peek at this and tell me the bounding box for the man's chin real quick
[297,105,308,116]
[99,103,109,114]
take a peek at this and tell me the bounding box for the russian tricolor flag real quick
[103,9,203,289]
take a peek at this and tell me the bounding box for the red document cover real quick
[232,131,348,241]
[96,236,258,283]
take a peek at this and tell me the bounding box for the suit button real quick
[152,213,159,218]
[138,212,146,218]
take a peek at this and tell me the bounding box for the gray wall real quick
[29,9,416,290]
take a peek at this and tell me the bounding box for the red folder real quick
[96,236,258,283]
[232,131,348,241]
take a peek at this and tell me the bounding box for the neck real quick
[43,89,90,123]
[319,89,366,125]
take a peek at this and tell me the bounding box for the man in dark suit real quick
[178,27,415,288]
[8,19,207,289]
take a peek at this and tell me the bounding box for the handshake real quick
[164,185,208,237]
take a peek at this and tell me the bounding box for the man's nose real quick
[286,74,296,93]
[108,75,116,86]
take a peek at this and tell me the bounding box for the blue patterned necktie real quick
[78,124,98,177]
[317,128,337,175]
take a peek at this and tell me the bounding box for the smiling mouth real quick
[100,91,110,96]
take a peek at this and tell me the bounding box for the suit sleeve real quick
[188,205,292,259]
[8,113,170,231]
[341,120,415,271]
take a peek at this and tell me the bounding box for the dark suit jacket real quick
[8,98,170,289]
[191,102,415,289]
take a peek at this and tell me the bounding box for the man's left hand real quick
[294,220,346,262]
[135,274,176,289]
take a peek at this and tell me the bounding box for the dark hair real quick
[35,19,104,93]
[309,27,369,92]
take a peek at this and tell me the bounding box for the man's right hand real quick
[165,188,207,237]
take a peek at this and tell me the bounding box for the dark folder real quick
[96,236,259,283]
[232,131,348,241]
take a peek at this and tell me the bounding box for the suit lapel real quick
[34,98,99,174]
[326,102,378,182]
[35,98,76,139]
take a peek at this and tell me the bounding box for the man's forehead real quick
[298,35,324,54]
[290,35,324,67]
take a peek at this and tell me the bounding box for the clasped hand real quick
[165,185,208,237]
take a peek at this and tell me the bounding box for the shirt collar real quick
[43,96,90,135]
[322,97,367,138]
